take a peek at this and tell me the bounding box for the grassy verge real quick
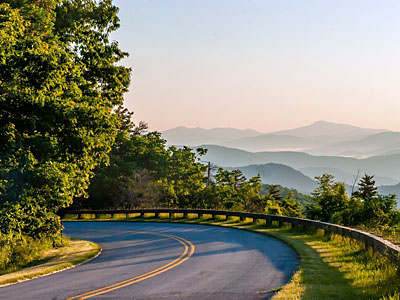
[0,239,101,286]
[63,213,400,299]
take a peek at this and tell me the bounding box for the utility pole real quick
[207,161,211,186]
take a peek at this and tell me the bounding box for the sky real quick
[111,0,400,133]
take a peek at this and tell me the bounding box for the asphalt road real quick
[0,222,299,300]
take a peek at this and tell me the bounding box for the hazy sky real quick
[111,0,400,132]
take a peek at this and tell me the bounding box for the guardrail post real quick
[240,216,245,222]
[198,213,203,218]
[155,212,160,218]
[140,212,144,218]
[183,212,188,219]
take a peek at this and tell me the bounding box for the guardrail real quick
[60,208,400,266]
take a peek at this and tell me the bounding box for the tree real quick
[265,191,304,218]
[305,174,350,223]
[267,185,283,201]
[159,146,208,208]
[0,0,130,238]
[353,174,397,225]
[354,174,378,200]
[353,174,378,223]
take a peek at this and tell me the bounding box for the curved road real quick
[0,222,299,300]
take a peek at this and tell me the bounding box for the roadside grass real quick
[0,239,101,286]
[62,213,400,299]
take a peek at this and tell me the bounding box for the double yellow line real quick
[66,230,195,300]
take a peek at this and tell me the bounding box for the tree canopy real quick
[0,0,130,238]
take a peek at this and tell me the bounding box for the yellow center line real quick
[65,230,195,300]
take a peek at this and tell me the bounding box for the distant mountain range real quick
[162,121,396,157]
[163,121,400,206]
[271,120,386,139]
[307,132,400,157]
[200,145,400,185]
[223,162,399,207]
[162,126,262,146]
[299,167,398,186]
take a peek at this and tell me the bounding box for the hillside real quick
[227,163,317,194]
[161,126,262,146]
[299,167,398,186]
[200,145,400,182]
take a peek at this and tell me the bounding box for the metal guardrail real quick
[60,208,400,266]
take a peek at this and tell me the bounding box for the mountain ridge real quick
[162,121,395,156]
[199,144,400,182]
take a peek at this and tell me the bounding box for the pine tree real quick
[354,174,378,200]
[353,174,378,223]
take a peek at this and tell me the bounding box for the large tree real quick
[0,0,130,238]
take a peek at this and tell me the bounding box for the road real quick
[0,222,299,300]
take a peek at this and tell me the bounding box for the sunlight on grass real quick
[0,240,101,286]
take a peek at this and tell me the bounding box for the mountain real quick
[161,126,262,146]
[163,122,396,158]
[222,134,312,153]
[271,120,388,139]
[299,167,398,186]
[227,163,317,194]
[200,145,400,182]
[309,132,400,157]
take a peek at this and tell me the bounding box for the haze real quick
[112,0,400,132]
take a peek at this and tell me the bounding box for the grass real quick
[0,239,101,286]
[63,213,400,299]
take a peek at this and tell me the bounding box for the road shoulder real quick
[0,240,101,287]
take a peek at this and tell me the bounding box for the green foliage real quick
[306,173,400,231]
[0,232,67,274]
[265,192,304,217]
[267,184,283,201]
[210,169,266,212]
[0,1,130,238]
[261,184,309,206]
[306,174,350,222]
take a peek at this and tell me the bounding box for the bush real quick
[0,233,67,274]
